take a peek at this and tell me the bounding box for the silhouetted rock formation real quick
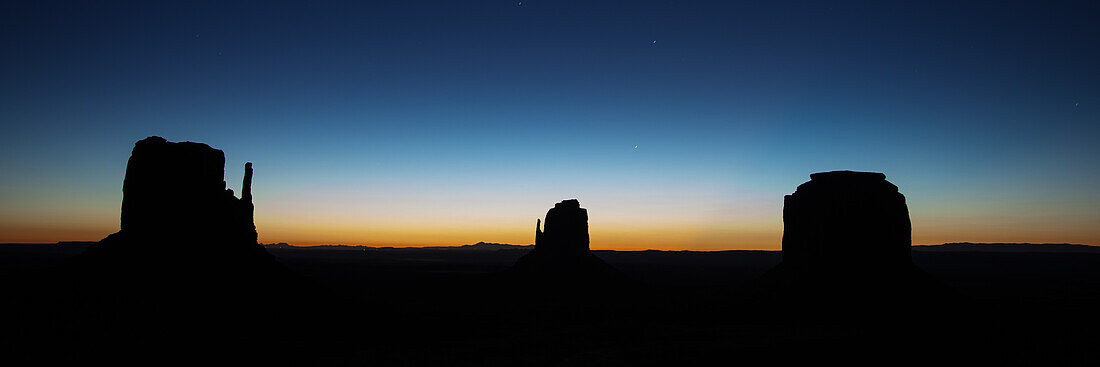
[749,171,951,313]
[534,199,590,258]
[781,171,912,269]
[514,199,623,279]
[67,136,296,317]
[69,136,286,313]
[60,137,334,363]
[82,136,270,263]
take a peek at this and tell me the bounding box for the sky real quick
[1,0,1098,250]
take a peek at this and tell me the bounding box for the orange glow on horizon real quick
[3,203,1099,250]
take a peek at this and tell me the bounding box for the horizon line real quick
[9,240,1100,251]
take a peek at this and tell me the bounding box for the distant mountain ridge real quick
[262,241,533,251]
[914,242,1100,254]
[7,241,1094,254]
[261,242,1100,254]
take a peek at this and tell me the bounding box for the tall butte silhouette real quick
[84,136,270,263]
[751,171,951,309]
[513,199,626,281]
[64,136,320,363]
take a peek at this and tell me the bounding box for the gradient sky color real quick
[2,1,1098,249]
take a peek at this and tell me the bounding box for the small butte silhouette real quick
[513,199,628,282]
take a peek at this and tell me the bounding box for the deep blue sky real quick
[2,1,1098,248]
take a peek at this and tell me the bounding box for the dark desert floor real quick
[3,242,1099,365]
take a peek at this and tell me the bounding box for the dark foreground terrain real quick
[3,242,1099,365]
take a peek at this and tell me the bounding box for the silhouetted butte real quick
[751,171,950,308]
[63,137,321,362]
[84,136,269,263]
[782,171,911,269]
[514,199,625,281]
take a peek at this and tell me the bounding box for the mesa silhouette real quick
[749,170,952,309]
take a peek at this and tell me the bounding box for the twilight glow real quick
[1,1,1098,249]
